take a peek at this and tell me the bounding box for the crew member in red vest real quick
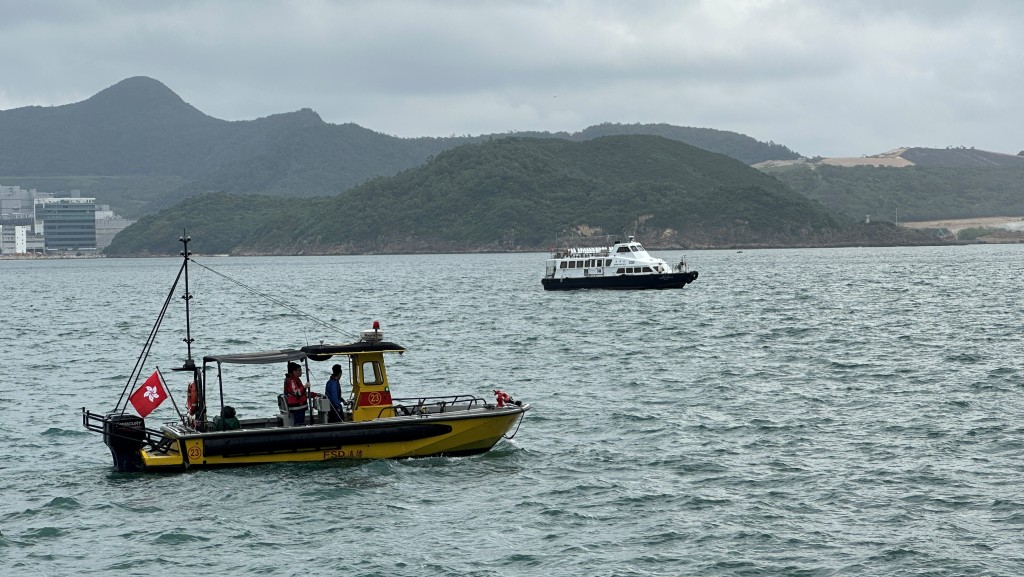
[284,361,310,425]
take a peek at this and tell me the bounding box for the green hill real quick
[106,136,937,256]
[517,122,800,165]
[1,77,802,219]
[0,77,459,217]
[766,163,1024,222]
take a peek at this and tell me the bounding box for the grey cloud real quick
[1,0,1022,157]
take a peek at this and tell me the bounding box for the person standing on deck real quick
[284,361,310,425]
[324,364,344,422]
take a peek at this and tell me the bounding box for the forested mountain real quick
[8,76,1013,246]
[106,135,938,256]
[765,163,1024,222]
[0,77,460,216]
[0,77,799,218]
[516,123,799,165]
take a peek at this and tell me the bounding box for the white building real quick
[0,224,45,254]
[0,185,39,220]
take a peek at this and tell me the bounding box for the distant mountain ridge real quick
[106,135,938,256]
[753,143,1024,222]
[0,76,802,217]
[0,76,220,175]
[757,146,1024,169]
[899,147,1024,168]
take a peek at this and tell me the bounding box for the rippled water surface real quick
[1,245,1023,576]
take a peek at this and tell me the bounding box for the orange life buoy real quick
[186,381,199,414]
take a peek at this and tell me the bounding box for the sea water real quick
[0,245,1022,576]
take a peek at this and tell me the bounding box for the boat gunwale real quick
[160,403,531,441]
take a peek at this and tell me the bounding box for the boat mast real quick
[180,234,195,371]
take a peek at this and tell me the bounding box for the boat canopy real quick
[199,340,406,366]
[301,342,406,360]
[203,349,307,365]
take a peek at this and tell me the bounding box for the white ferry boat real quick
[542,236,699,291]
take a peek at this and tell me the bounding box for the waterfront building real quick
[0,185,37,221]
[0,224,45,254]
[3,185,133,253]
[1,186,45,254]
[34,195,97,251]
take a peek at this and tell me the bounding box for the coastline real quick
[0,252,105,260]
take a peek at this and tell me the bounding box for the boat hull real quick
[542,271,698,291]
[119,405,528,472]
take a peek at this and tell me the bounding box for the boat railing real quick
[81,409,177,454]
[551,234,618,258]
[552,246,613,259]
[389,394,487,418]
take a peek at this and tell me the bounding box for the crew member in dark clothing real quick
[324,364,345,422]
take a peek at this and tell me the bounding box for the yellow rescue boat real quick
[82,236,528,472]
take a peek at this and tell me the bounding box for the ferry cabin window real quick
[616,246,630,253]
[361,361,383,386]
[560,261,567,269]
[605,259,612,266]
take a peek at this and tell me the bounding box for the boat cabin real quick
[545,237,670,279]
[197,325,405,428]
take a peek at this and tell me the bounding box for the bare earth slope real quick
[901,216,1024,232]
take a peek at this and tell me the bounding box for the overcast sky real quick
[1,0,1021,158]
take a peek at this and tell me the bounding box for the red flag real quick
[129,370,168,417]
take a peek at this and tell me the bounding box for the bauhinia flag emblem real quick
[129,370,168,418]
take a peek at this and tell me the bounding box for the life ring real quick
[186,381,199,414]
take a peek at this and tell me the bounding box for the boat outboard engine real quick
[103,413,146,472]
